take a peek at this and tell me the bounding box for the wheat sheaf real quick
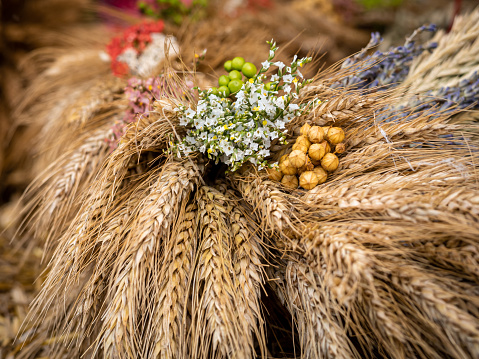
[14,9,479,359]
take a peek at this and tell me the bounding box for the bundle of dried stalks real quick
[10,6,479,359]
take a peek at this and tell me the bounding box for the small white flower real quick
[261,60,270,70]
[269,50,274,58]
[297,69,303,79]
[186,107,196,118]
[276,120,286,129]
[283,74,294,83]
[286,67,291,73]
[289,103,299,111]
[179,116,189,126]
[273,61,285,71]
[284,85,292,94]
[293,55,297,62]
[186,136,197,144]
[258,149,270,157]
[275,97,285,110]
[270,74,279,82]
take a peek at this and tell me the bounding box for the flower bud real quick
[313,167,328,184]
[289,150,307,168]
[319,140,331,154]
[279,158,297,175]
[334,142,346,154]
[321,153,339,172]
[322,126,331,137]
[307,126,324,143]
[300,123,311,136]
[298,156,314,175]
[279,154,289,164]
[299,171,319,190]
[281,175,299,189]
[292,143,309,153]
[266,167,283,182]
[308,141,330,161]
[296,135,311,149]
[327,127,345,145]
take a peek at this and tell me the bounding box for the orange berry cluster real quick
[267,123,346,190]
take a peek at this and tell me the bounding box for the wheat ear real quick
[192,186,254,359]
[226,189,267,357]
[154,202,198,358]
[233,174,294,234]
[101,160,201,358]
[282,257,358,359]
[393,266,479,358]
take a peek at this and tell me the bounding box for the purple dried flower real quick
[333,25,438,90]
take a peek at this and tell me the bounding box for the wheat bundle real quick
[10,6,479,359]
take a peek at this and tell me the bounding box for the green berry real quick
[265,82,276,91]
[224,60,232,72]
[218,86,230,97]
[228,79,244,94]
[228,70,242,81]
[218,75,230,87]
[210,87,219,96]
[241,62,257,78]
[231,57,245,71]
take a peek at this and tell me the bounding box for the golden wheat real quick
[193,186,247,358]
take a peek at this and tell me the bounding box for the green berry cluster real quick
[210,57,258,98]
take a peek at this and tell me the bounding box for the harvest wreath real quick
[13,9,479,359]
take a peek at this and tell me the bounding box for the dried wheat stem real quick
[284,259,357,359]
[296,224,417,357]
[192,186,250,359]
[233,175,294,234]
[416,241,479,284]
[65,76,125,126]
[394,267,479,358]
[226,191,266,357]
[25,125,113,247]
[101,160,201,358]
[403,9,479,95]
[154,202,197,358]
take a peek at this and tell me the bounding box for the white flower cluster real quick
[118,33,179,77]
[173,40,312,172]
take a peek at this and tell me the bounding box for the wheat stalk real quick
[154,202,198,358]
[402,9,479,95]
[307,91,376,125]
[192,185,253,359]
[415,240,479,284]
[291,223,427,358]
[283,258,358,359]
[21,124,114,247]
[232,174,295,234]
[225,189,267,357]
[101,160,201,358]
[393,266,479,358]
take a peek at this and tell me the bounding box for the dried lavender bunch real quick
[379,70,479,124]
[333,25,437,90]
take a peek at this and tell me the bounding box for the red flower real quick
[106,20,165,76]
